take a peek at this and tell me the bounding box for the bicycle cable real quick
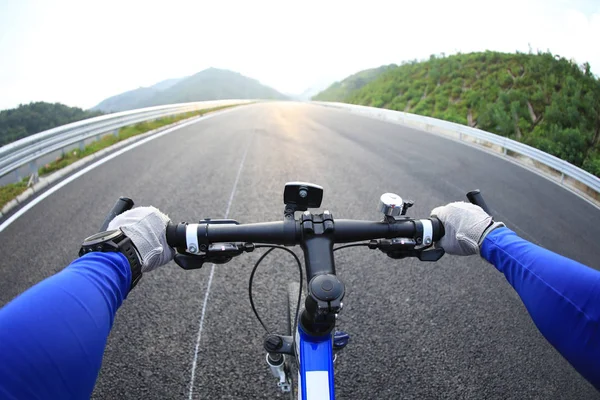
[248,245,303,336]
[333,243,370,252]
[249,242,366,376]
[249,242,366,333]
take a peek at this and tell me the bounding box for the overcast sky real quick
[0,0,599,110]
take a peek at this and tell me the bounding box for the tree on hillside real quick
[314,51,600,177]
[0,102,103,146]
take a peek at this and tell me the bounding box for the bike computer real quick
[283,182,323,211]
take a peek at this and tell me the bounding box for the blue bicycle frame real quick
[297,325,335,400]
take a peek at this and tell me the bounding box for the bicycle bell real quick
[378,193,404,216]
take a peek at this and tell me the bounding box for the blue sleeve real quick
[0,252,131,400]
[481,227,600,390]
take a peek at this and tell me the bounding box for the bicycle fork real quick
[267,353,292,393]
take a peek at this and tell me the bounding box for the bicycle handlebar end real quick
[100,197,134,231]
[466,190,492,216]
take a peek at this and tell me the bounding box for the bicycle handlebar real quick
[102,184,491,276]
[99,184,491,341]
[165,217,445,249]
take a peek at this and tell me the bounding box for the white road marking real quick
[187,132,252,400]
[0,109,240,233]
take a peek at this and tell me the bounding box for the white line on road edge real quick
[0,108,240,233]
[187,132,252,400]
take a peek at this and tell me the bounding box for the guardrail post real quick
[79,139,85,152]
[27,171,39,187]
[561,173,565,184]
[503,147,507,155]
[28,159,37,177]
[113,129,119,138]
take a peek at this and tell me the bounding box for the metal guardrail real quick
[0,100,252,183]
[314,101,600,199]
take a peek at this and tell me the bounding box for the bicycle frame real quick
[296,325,335,400]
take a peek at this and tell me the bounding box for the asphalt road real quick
[1,102,599,399]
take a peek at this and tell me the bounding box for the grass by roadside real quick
[0,180,28,210]
[0,104,239,210]
[39,105,236,175]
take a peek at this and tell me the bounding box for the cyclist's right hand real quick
[430,202,504,256]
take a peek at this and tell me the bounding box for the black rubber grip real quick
[430,217,445,240]
[101,197,134,231]
[166,222,187,248]
[466,190,491,215]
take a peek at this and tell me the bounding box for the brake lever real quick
[174,242,255,270]
[416,248,445,261]
[368,239,445,262]
[383,248,444,262]
[174,253,207,270]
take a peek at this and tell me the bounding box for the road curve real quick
[0,102,598,399]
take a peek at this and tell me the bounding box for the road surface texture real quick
[1,102,599,399]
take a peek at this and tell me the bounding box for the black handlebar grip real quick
[166,222,187,248]
[466,190,492,215]
[430,217,445,240]
[100,197,134,231]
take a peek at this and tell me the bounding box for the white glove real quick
[430,202,504,256]
[108,206,174,272]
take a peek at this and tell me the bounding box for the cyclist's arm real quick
[0,252,130,399]
[481,227,600,390]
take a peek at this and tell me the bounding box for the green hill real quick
[0,102,103,147]
[314,51,600,177]
[312,65,395,101]
[92,68,287,112]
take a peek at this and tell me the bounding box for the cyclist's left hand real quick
[108,206,174,272]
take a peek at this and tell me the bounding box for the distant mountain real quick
[154,68,287,105]
[150,77,186,91]
[0,102,103,147]
[294,81,335,101]
[92,68,287,112]
[91,87,159,114]
[295,87,323,101]
[312,65,396,101]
